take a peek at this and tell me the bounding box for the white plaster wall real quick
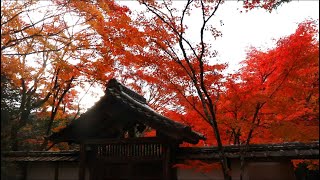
[2,162,25,180]
[177,168,224,180]
[26,162,55,180]
[177,160,241,180]
[58,164,90,180]
[26,162,89,180]
[244,161,296,180]
[58,162,78,180]
[24,160,295,180]
[177,160,295,180]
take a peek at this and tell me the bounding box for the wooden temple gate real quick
[79,137,177,180]
[3,79,318,179]
[47,79,205,180]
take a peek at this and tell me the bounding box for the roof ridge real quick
[107,78,147,104]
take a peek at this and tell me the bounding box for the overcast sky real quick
[79,0,319,109]
[211,1,319,72]
[120,0,319,72]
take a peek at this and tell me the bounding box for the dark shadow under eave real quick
[48,78,206,145]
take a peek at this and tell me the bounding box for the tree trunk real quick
[209,120,232,180]
[40,77,73,150]
[10,125,19,151]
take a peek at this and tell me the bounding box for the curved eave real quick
[48,79,207,145]
[108,88,206,144]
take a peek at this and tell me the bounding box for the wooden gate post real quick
[163,145,171,180]
[79,143,86,180]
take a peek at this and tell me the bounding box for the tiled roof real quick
[2,151,79,162]
[107,85,206,144]
[3,141,318,162]
[49,78,206,145]
[176,141,319,161]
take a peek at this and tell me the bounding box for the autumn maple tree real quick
[129,0,310,179]
[1,0,95,150]
[217,20,319,145]
[1,0,318,178]
[213,19,319,177]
